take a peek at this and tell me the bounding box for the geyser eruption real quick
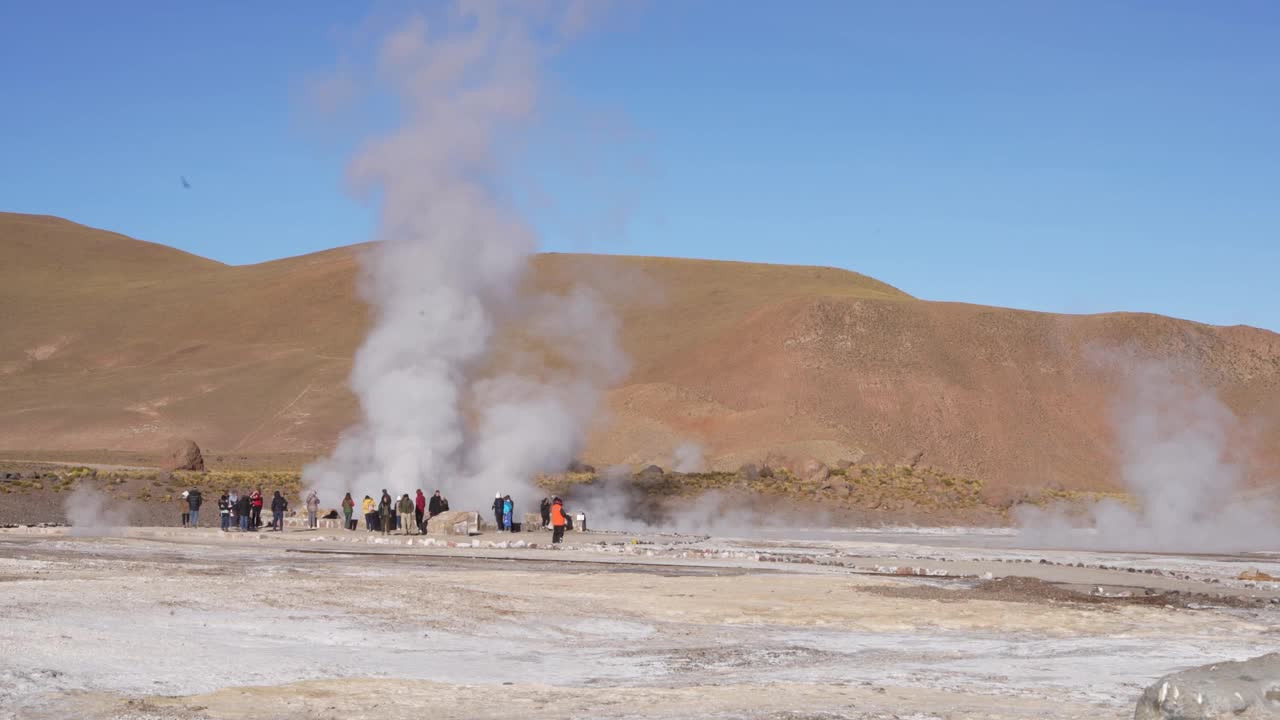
[1017,357,1280,552]
[304,3,625,512]
[63,485,129,537]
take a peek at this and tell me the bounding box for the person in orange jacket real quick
[550,497,567,545]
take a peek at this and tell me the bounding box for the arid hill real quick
[2,211,1278,494]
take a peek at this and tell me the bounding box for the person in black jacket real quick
[186,488,203,528]
[492,493,504,532]
[237,492,252,532]
[539,497,551,529]
[428,490,444,518]
[270,491,288,531]
[218,494,231,531]
[378,490,393,535]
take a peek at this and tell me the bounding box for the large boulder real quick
[1134,653,1280,719]
[801,458,830,484]
[637,464,664,481]
[425,510,480,536]
[164,439,204,472]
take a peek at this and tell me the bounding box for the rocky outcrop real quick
[1134,653,1280,719]
[637,465,664,481]
[164,439,204,472]
[425,510,480,536]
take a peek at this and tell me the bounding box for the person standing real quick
[550,497,566,544]
[250,489,264,530]
[502,495,513,532]
[180,491,190,528]
[342,493,355,530]
[218,494,231,532]
[228,490,240,528]
[187,487,203,528]
[539,497,551,529]
[362,495,376,531]
[428,491,443,519]
[305,491,320,529]
[397,494,415,535]
[414,490,426,533]
[237,491,251,532]
[440,495,449,512]
[271,490,287,531]
[378,490,393,535]
[492,493,504,532]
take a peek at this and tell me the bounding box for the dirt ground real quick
[2,526,1278,720]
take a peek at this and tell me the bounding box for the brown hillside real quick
[2,211,1277,493]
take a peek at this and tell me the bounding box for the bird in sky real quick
[180,176,191,189]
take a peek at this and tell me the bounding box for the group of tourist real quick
[493,494,571,543]
[178,486,571,543]
[346,489,450,535]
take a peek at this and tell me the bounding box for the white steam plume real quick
[304,3,625,513]
[672,442,705,473]
[63,485,130,537]
[1017,355,1280,552]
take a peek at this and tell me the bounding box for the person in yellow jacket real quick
[361,495,376,532]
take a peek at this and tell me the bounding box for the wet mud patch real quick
[629,644,844,674]
[861,575,1270,610]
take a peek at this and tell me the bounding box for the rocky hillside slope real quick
[3,211,1278,494]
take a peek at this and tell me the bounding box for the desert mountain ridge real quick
[3,211,1278,494]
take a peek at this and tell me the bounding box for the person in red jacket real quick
[414,489,426,533]
[250,489,264,530]
[550,497,567,545]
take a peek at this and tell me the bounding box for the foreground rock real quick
[425,510,480,536]
[1134,653,1280,719]
[164,439,205,472]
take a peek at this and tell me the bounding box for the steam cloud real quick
[1017,355,1280,553]
[304,3,626,513]
[672,442,706,473]
[63,485,129,537]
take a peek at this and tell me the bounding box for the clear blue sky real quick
[3,1,1277,330]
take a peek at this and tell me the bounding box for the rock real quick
[164,439,205,472]
[1134,653,1280,719]
[1240,569,1279,582]
[763,452,798,475]
[908,450,926,469]
[637,464,664,481]
[821,476,849,493]
[425,510,480,536]
[566,460,596,474]
[522,512,543,530]
[801,459,830,484]
[758,465,775,479]
[737,464,760,482]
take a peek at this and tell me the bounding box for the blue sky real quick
[3,1,1277,330]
